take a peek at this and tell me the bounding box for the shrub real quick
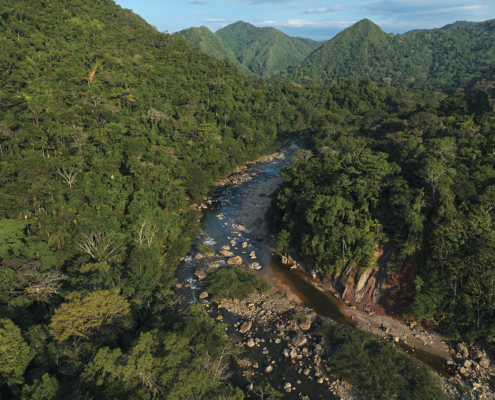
[197,244,215,256]
[208,268,271,301]
[329,329,448,400]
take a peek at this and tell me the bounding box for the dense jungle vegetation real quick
[272,80,495,342]
[180,21,323,78]
[1,0,494,398]
[276,18,495,93]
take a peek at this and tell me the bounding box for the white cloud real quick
[305,5,348,14]
[258,19,356,28]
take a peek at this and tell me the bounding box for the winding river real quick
[174,142,453,397]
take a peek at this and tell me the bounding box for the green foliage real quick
[316,325,446,399]
[277,18,495,93]
[197,243,215,256]
[21,374,59,400]
[80,305,240,399]
[208,268,271,301]
[215,21,323,78]
[0,318,34,387]
[49,289,132,342]
[273,87,495,342]
[292,311,309,322]
[175,26,252,76]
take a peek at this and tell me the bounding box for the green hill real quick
[175,26,252,75]
[216,21,322,77]
[278,18,495,92]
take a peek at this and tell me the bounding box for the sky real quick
[114,0,495,40]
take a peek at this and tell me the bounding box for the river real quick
[174,141,454,397]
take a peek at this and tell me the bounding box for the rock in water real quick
[219,250,234,257]
[288,143,300,152]
[199,291,208,299]
[227,256,243,265]
[292,333,307,347]
[242,242,248,248]
[239,321,252,334]
[194,253,204,260]
[194,268,207,280]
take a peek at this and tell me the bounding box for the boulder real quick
[199,291,208,299]
[283,349,290,357]
[194,268,207,280]
[227,256,243,265]
[303,368,310,375]
[222,245,231,250]
[470,349,484,360]
[479,357,490,369]
[292,333,307,347]
[290,349,298,359]
[457,343,469,358]
[194,253,204,260]
[253,362,258,369]
[288,143,300,152]
[463,360,472,369]
[239,321,252,334]
[265,365,273,373]
[283,383,291,390]
[246,383,253,391]
[219,250,234,257]
[242,242,248,248]
[246,338,255,347]
[299,321,311,331]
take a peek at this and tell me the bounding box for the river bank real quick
[174,141,495,399]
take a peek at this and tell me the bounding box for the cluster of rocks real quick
[437,343,494,399]
[215,149,289,188]
[222,291,360,398]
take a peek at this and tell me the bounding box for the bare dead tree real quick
[198,341,235,392]
[76,232,122,262]
[24,271,69,298]
[134,220,159,248]
[70,126,90,155]
[54,166,83,188]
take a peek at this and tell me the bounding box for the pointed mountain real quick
[175,26,252,75]
[282,19,394,84]
[278,17,495,92]
[216,21,323,77]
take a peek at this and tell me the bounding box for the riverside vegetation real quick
[0,0,494,398]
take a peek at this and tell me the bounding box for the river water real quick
[174,142,453,397]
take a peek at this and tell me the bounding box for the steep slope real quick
[215,21,272,58]
[175,26,252,75]
[278,18,495,92]
[216,21,322,77]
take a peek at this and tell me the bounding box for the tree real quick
[21,374,59,400]
[49,289,133,342]
[0,318,34,387]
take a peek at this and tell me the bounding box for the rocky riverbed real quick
[176,141,495,399]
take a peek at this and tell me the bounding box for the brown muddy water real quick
[175,142,453,398]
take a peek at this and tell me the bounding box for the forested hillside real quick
[174,26,252,76]
[272,79,495,342]
[0,0,334,397]
[1,0,494,397]
[215,21,323,78]
[276,18,495,92]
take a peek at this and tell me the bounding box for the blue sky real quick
[114,0,495,40]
